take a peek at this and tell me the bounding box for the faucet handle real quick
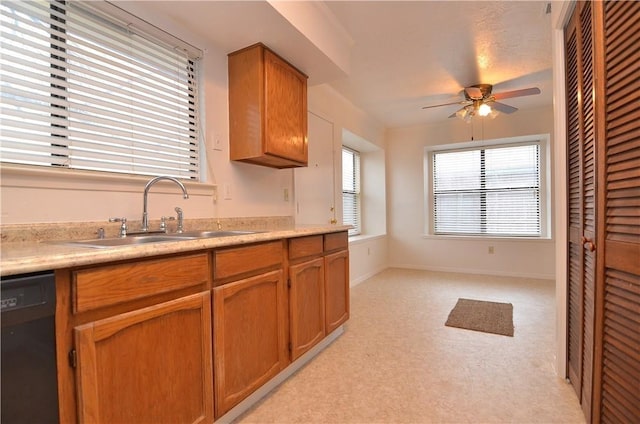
[160,215,175,232]
[174,207,184,233]
[109,217,128,237]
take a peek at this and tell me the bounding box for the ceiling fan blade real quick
[422,100,464,110]
[465,87,483,100]
[492,87,541,100]
[491,101,518,114]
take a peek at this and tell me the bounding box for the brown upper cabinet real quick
[228,43,308,168]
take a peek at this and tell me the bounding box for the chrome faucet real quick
[141,176,189,232]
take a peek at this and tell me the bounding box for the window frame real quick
[342,146,361,236]
[0,0,204,181]
[424,134,551,240]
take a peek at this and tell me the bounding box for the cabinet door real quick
[213,270,287,417]
[289,257,326,360]
[264,49,308,164]
[325,250,350,334]
[74,292,213,424]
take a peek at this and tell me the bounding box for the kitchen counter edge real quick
[0,225,350,277]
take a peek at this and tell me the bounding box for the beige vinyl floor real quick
[235,268,586,424]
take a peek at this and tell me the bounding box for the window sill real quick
[0,164,215,197]
[348,233,386,245]
[421,233,553,242]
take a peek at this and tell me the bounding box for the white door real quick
[294,112,335,225]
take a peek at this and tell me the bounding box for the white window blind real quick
[342,147,361,236]
[432,143,541,236]
[0,0,201,179]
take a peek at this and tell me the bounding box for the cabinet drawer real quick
[324,231,348,252]
[214,241,283,281]
[289,235,323,260]
[72,253,210,314]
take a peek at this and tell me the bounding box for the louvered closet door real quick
[565,13,583,399]
[594,1,640,422]
[565,3,597,419]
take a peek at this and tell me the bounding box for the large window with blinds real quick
[430,141,542,237]
[0,0,202,180]
[342,147,361,236]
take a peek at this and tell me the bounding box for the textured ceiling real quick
[324,1,553,128]
[126,1,553,129]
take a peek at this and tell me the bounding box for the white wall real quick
[0,4,389,286]
[348,235,388,286]
[386,105,556,279]
[0,3,295,225]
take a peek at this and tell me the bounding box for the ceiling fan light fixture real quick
[478,103,492,117]
[422,83,540,121]
[456,105,474,122]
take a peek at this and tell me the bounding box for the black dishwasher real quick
[1,271,59,423]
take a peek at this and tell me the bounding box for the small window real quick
[431,142,541,237]
[342,147,361,236]
[0,0,202,179]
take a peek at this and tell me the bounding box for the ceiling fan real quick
[422,84,541,121]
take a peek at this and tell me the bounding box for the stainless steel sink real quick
[175,230,258,238]
[56,230,259,249]
[58,234,198,249]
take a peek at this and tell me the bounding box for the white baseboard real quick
[215,326,345,424]
[350,266,388,287]
[389,263,555,281]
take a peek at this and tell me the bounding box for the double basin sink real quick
[61,230,258,249]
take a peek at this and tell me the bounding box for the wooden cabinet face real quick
[72,253,210,313]
[289,257,326,360]
[213,270,287,418]
[264,49,307,164]
[74,292,214,424]
[213,241,282,282]
[228,43,308,168]
[325,250,350,334]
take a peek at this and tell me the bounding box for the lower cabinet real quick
[288,231,350,359]
[325,249,350,333]
[212,270,288,418]
[55,233,347,423]
[74,292,214,424]
[289,257,326,360]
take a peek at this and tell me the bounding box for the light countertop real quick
[1,224,350,277]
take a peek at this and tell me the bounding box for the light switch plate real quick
[212,133,223,151]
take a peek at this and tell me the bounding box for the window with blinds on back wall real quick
[342,147,361,236]
[431,142,541,237]
[0,0,202,180]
